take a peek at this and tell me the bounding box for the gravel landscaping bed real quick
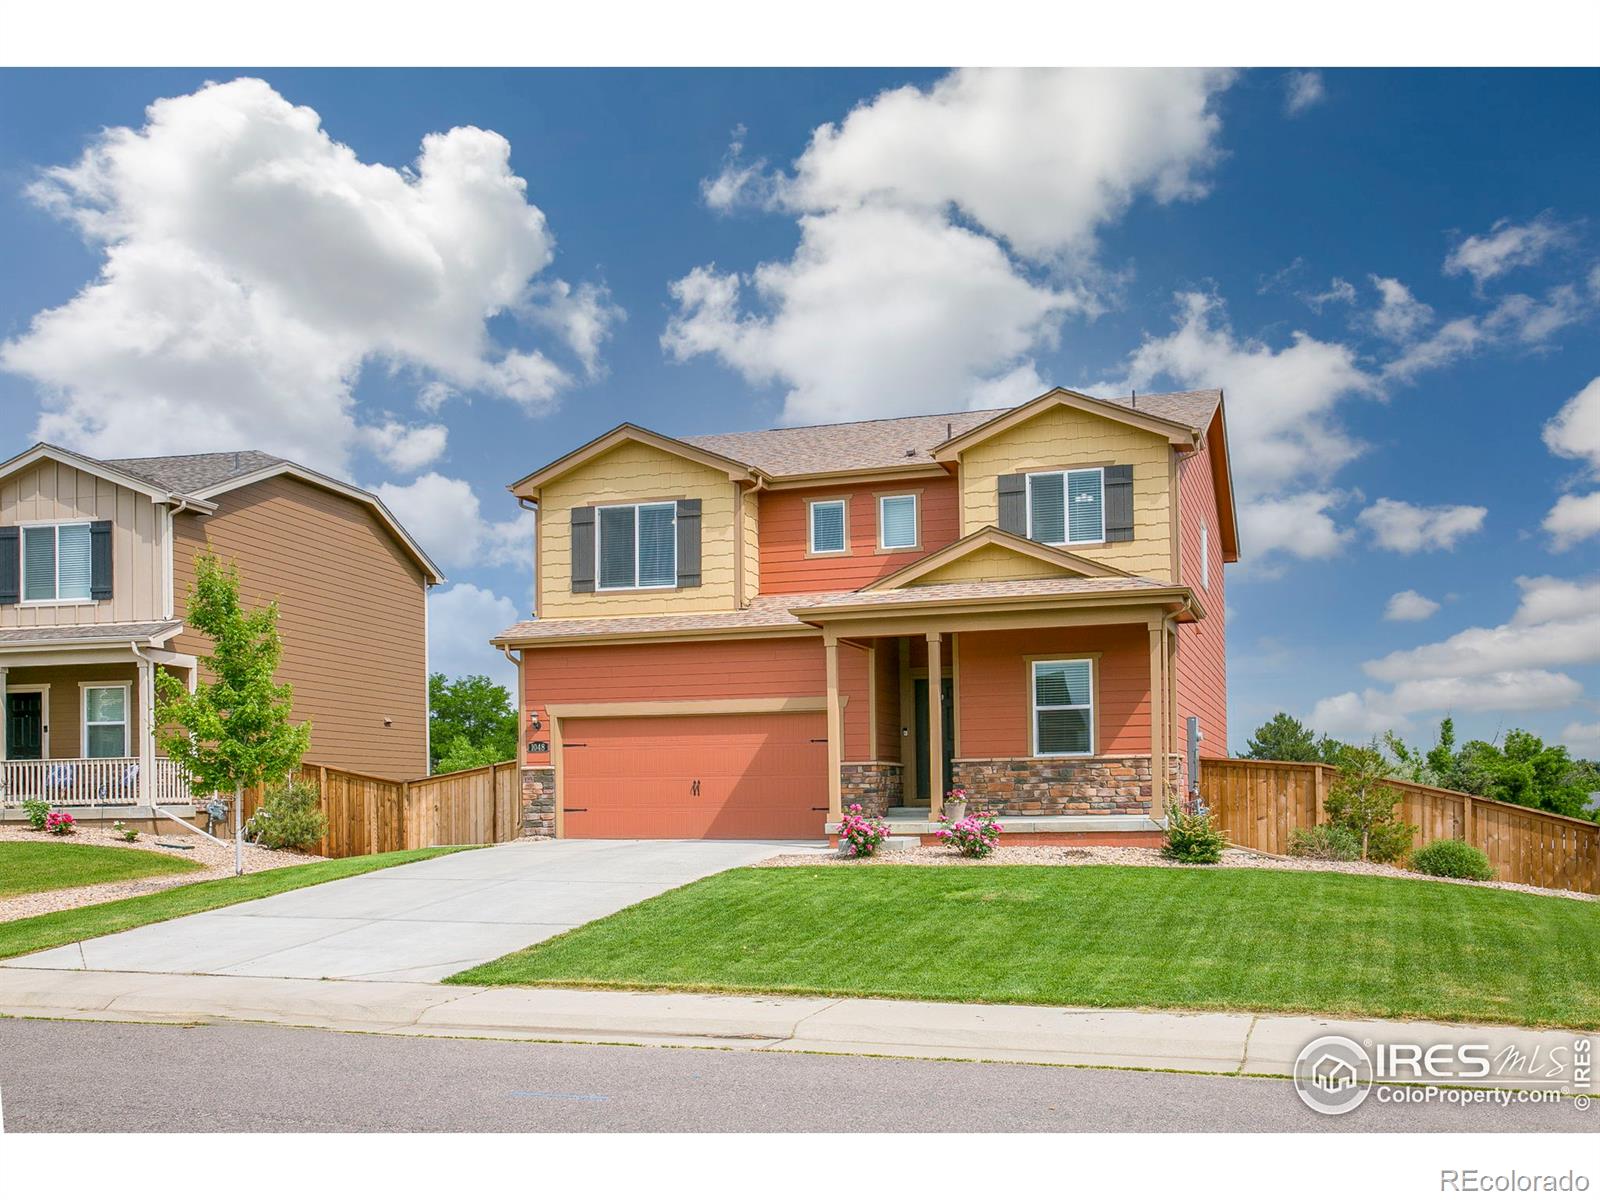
[757,842,1597,903]
[0,826,323,921]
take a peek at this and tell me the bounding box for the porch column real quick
[926,632,944,821]
[136,658,156,805]
[0,665,8,761]
[824,632,843,823]
[1147,622,1166,823]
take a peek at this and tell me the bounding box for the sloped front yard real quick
[451,865,1600,1029]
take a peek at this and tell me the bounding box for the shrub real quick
[22,797,50,831]
[936,811,1003,858]
[1411,838,1494,881]
[44,811,77,837]
[1326,745,1418,862]
[1162,807,1226,864]
[1288,824,1361,861]
[1362,820,1418,866]
[837,804,891,858]
[243,779,327,851]
[111,820,140,843]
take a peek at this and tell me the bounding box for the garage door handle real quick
[563,808,588,813]
[809,738,828,743]
[812,807,828,812]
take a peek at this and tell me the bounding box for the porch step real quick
[880,836,922,852]
[885,807,932,820]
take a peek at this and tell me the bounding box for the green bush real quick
[22,797,50,831]
[1163,807,1227,864]
[1288,824,1361,861]
[243,779,327,851]
[1410,839,1493,881]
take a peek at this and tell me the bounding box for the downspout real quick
[130,640,226,847]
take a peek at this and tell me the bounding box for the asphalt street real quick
[0,1018,1592,1133]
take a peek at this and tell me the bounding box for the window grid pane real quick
[86,686,126,723]
[637,503,677,587]
[1034,660,1091,707]
[22,526,56,601]
[1066,469,1103,543]
[56,523,92,600]
[87,724,127,759]
[811,501,846,552]
[1033,660,1093,756]
[597,507,637,589]
[1028,474,1066,544]
[1036,709,1091,755]
[879,495,917,548]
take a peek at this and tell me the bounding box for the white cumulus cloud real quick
[1310,670,1584,739]
[377,473,534,572]
[1444,214,1573,289]
[1283,71,1327,116]
[1544,491,1600,551]
[1543,376,1600,475]
[1384,590,1440,621]
[353,419,449,473]
[0,77,619,474]
[428,583,520,695]
[1357,498,1487,553]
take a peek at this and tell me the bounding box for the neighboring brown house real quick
[0,444,442,810]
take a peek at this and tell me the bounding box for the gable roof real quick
[101,450,287,494]
[508,423,763,499]
[931,387,1213,461]
[864,526,1131,591]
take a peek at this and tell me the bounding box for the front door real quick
[913,676,954,803]
[6,691,44,760]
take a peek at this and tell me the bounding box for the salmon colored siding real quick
[757,476,961,594]
[874,642,902,763]
[1175,437,1228,756]
[957,625,1151,758]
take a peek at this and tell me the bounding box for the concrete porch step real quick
[884,807,931,819]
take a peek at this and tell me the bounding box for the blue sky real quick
[0,68,1596,755]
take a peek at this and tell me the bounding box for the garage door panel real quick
[562,712,828,839]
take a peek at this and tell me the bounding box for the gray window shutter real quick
[570,507,595,593]
[90,520,113,600]
[676,498,702,588]
[0,526,17,605]
[1104,465,1135,542]
[997,474,1026,535]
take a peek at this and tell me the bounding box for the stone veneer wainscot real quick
[521,767,556,838]
[950,755,1183,817]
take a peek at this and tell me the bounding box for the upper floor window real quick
[23,522,93,603]
[1026,468,1104,546]
[809,499,848,555]
[597,502,676,590]
[878,494,919,551]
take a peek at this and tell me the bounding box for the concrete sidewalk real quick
[0,966,1591,1083]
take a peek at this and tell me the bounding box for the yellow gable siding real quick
[911,543,1075,585]
[960,405,1173,580]
[539,441,738,617]
[740,486,760,603]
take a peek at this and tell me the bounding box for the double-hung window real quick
[1026,468,1104,545]
[1032,659,1094,757]
[878,494,918,550]
[22,522,92,603]
[809,499,848,554]
[597,502,676,590]
[83,684,129,759]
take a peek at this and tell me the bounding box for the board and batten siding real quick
[958,406,1174,580]
[539,442,741,617]
[170,475,429,780]
[0,461,168,627]
[1174,435,1227,756]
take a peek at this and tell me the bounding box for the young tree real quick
[1242,712,1348,763]
[1324,743,1416,862]
[428,672,517,771]
[155,553,311,874]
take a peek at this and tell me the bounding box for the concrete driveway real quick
[6,839,816,983]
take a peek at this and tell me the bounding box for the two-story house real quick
[494,387,1237,844]
[0,443,442,815]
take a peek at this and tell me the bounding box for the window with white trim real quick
[878,494,918,550]
[1026,469,1104,545]
[22,522,92,603]
[596,502,676,590]
[1032,659,1093,756]
[83,685,129,759]
[1201,523,1209,589]
[809,499,848,554]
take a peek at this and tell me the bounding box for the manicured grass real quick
[450,865,1600,1029]
[0,846,470,961]
[0,841,204,898]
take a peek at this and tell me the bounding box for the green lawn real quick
[0,846,469,961]
[450,865,1600,1029]
[0,841,203,898]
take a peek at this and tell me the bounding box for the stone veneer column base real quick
[520,767,556,838]
[839,762,903,817]
[951,756,1166,817]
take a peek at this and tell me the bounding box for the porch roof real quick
[789,575,1203,622]
[0,620,182,650]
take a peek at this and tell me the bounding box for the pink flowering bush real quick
[44,811,77,837]
[935,810,1002,857]
[837,803,891,857]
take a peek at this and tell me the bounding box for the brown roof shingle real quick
[100,450,287,494]
[0,620,182,647]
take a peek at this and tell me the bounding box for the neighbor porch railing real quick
[0,757,194,806]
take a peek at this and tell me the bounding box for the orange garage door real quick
[560,712,829,839]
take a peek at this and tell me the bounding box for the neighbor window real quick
[1032,659,1093,756]
[878,494,918,550]
[1026,469,1104,545]
[22,522,92,603]
[596,502,676,590]
[809,499,848,554]
[1201,523,1209,589]
[83,685,129,759]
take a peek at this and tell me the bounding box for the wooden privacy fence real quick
[1200,757,1599,895]
[241,760,521,858]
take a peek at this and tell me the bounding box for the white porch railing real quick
[0,757,194,806]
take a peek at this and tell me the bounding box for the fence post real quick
[1462,789,1474,842]
[1313,764,1327,826]
[318,764,329,857]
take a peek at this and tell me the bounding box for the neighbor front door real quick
[6,691,44,760]
[913,676,954,804]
